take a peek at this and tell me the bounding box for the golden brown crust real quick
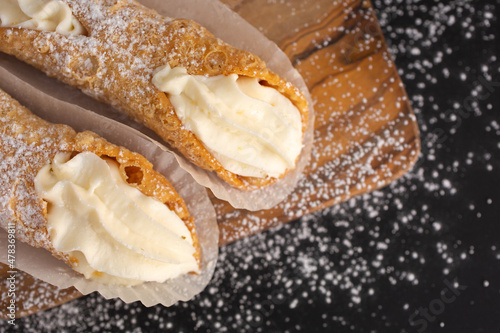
[0,0,309,190]
[0,88,200,272]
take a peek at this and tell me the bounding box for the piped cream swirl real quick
[0,0,85,35]
[152,65,303,179]
[34,152,199,286]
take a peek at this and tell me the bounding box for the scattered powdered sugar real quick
[2,0,499,331]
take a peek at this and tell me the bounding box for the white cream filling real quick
[34,152,199,286]
[0,0,85,35]
[152,65,303,179]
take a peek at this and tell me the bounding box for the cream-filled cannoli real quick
[0,0,309,190]
[0,88,200,286]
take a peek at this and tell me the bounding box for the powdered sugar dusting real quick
[2,0,499,331]
[0,91,74,250]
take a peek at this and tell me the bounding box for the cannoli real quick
[0,0,309,190]
[0,88,200,286]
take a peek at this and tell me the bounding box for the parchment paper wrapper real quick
[0,0,315,211]
[0,76,219,307]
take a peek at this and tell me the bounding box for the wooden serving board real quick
[215,0,420,244]
[0,0,419,319]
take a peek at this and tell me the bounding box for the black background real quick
[3,0,500,332]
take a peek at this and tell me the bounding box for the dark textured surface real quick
[2,0,500,331]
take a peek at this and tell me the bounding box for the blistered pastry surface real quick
[0,0,309,190]
[0,88,199,270]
